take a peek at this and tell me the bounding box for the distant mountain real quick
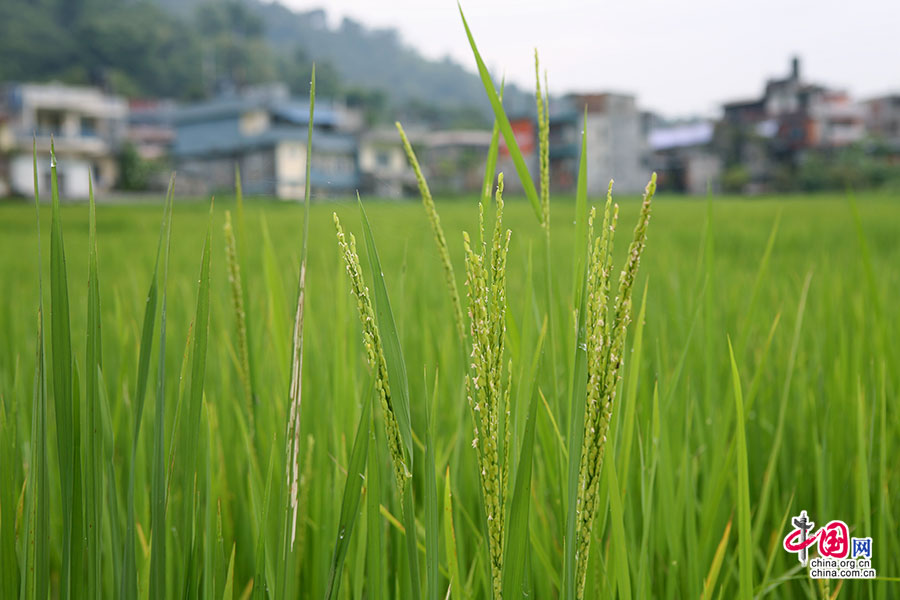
[150,0,533,120]
[0,0,533,125]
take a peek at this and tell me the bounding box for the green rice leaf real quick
[443,468,463,600]
[701,519,732,600]
[424,372,439,600]
[572,110,589,305]
[357,198,413,468]
[149,174,175,600]
[324,392,372,600]
[48,138,77,600]
[606,459,631,600]
[366,404,385,600]
[481,78,505,203]
[458,5,542,224]
[500,384,540,599]
[123,174,173,598]
[727,337,753,600]
[84,173,103,599]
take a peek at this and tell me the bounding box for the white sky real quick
[276,0,900,117]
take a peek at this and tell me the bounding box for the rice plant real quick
[0,8,897,600]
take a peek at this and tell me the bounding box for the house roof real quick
[648,121,714,150]
[173,126,355,157]
[174,97,340,128]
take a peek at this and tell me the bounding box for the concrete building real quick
[424,129,492,194]
[0,83,127,198]
[862,94,900,148]
[716,57,866,192]
[648,120,721,195]
[551,93,646,195]
[358,126,419,198]
[173,84,359,199]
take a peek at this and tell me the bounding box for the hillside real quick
[0,0,531,125]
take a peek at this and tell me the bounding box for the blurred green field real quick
[1,190,897,598]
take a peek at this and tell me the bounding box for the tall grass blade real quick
[500,385,539,599]
[443,468,463,600]
[280,65,315,598]
[357,198,414,469]
[181,200,214,573]
[367,407,385,600]
[18,138,50,600]
[324,393,372,600]
[84,173,103,599]
[701,520,732,600]
[48,139,77,600]
[252,437,276,600]
[123,175,173,598]
[150,176,175,600]
[424,372,439,600]
[606,459,631,600]
[572,110,589,304]
[481,78,505,203]
[727,338,753,600]
[458,4,542,223]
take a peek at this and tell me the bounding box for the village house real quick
[715,57,866,192]
[862,94,900,149]
[0,82,127,198]
[172,84,360,199]
[647,120,721,195]
[357,126,420,198]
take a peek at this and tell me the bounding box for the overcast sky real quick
[277,0,899,117]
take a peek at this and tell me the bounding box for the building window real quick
[36,110,63,137]
[81,117,98,137]
[376,150,391,168]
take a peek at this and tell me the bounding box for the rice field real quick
[1,181,898,599]
[1,13,899,599]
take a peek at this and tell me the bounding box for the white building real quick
[550,93,647,195]
[0,83,127,198]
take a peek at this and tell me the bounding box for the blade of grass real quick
[571,109,589,305]
[279,64,315,599]
[728,337,753,600]
[424,371,439,600]
[481,78,505,203]
[324,392,372,600]
[181,199,214,570]
[701,519,732,600]
[458,4,542,223]
[367,404,385,600]
[84,173,103,600]
[150,174,175,600]
[123,175,173,598]
[443,468,463,600]
[48,138,76,600]
[563,248,590,600]
[358,197,413,470]
[500,384,540,599]
[252,436,276,600]
[20,137,50,600]
[606,458,631,600]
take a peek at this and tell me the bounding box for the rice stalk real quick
[463,173,512,599]
[395,121,466,344]
[334,214,409,490]
[573,174,655,599]
[534,50,550,230]
[224,211,253,411]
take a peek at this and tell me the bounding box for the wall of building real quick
[275,141,307,200]
[10,153,93,198]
